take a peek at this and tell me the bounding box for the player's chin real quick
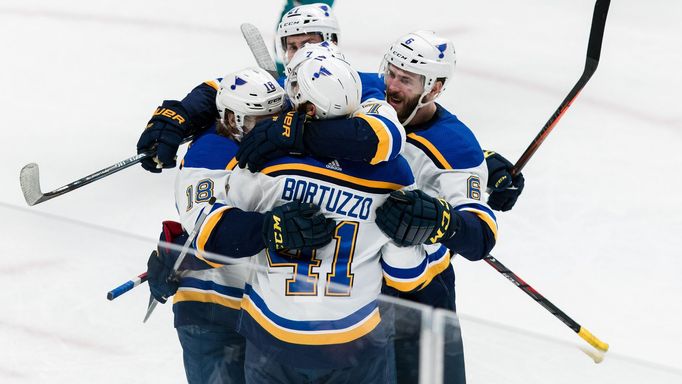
[387,98,404,114]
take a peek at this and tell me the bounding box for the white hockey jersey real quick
[221,101,450,368]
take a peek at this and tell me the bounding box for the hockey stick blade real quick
[20,163,46,206]
[512,0,610,176]
[240,23,279,78]
[19,137,193,206]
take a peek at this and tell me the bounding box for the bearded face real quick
[384,64,425,123]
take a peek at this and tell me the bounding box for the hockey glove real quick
[137,100,191,173]
[146,221,188,303]
[262,201,335,253]
[236,110,307,172]
[484,150,525,212]
[376,190,460,246]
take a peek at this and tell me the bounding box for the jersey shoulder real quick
[406,104,483,170]
[359,71,385,102]
[182,128,238,170]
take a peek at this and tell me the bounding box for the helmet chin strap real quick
[401,90,432,126]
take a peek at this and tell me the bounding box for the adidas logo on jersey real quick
[325,160,342,171]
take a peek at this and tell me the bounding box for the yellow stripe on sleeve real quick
[356,113,391,165]
[383,252,452,292]
[204,80,220,91]
[226,157,238,170]
[407,133,453,169]
[195,206,232,268]
[461,208,498,240]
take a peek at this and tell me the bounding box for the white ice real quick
[1,0,681,382]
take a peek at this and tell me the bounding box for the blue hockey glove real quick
[137,100,192,173]
[262,201,335,253]
[147,221,188,303]
[484,150,525,212]
[236,110,307,172]
[376,190,461,246]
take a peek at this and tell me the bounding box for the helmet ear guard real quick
[380,30,456,124]
[275,3,341,64]
[215,67,285,140]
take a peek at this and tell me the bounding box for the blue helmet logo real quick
[320,5,330,16]
[313,66,333,78]
[436,43,447,59]
[230,76,247,90]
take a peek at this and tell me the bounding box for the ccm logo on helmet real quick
[282,111,296,138]
[391,50,408,61]
[153,107,186,125]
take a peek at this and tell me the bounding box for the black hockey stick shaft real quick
[20,137,192,206]
[483,255,609,352]
[511,0,610,176]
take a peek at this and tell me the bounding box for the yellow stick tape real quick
[578,327,609,352]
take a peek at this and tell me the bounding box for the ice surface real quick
[1,0,681,382]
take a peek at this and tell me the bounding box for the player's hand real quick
[236,110,307,172]
[484,150,525,212]
[262,201,335,252]
[376,190,460,246]
[137,100,191,173]
[146,221,188,303]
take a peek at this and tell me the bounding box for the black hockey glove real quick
[147,221,188,304]
[236,110,307,172]
[137,100,192,173]
[484,150,525,212]
[376,190,461,246]
[262,201,335,253]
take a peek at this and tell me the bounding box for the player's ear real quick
[227,111,237,129]
[425,80,444,102]
[307,103,317,117]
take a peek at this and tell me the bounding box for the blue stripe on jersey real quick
[182,131,238,170]
[380,246,447,279]
[455,203,497,222]
[244,284,378,332]
[407,104,484,170]
[179,277,244,299]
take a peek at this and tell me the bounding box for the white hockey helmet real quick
[287,55,361,119]
[216,67,285,140]
[285,41,345,80]
[276,3,340,64]
[380,30,456,124]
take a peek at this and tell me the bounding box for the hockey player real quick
[136,3,404,180]
[145,67,336,384]
[370,30,498,384]
[198,54,448,383]
[241,31,499,384]
[274,1,335,75]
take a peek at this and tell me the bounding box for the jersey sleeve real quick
[380,243,452,292]
[178,78,221,131]
[301,99,405,165]
[353,99,406,164]
[174,133,267,267]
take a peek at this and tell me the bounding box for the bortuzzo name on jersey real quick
[281,178,373,220]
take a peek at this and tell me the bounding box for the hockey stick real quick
[511,0,610,176]
[240,23,279,78]
[19,137,192,206]
[107,270,149,301]
[483,254,609,357]
[143,197,216,323]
